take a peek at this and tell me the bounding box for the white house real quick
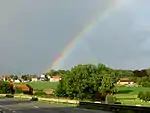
[50,76,61,82]
[14,79,21,83]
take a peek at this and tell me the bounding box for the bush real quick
[93,92,107,101]
[114,102,121,104]
[34,89,46,96]
[0,81,12,94]
[30,97,38,101]
[105,94,117,104]
[138,91,150,102]
[14,87,23,94]
[138,91,143,99]
[141,81,150,87]
[5,94,14,98]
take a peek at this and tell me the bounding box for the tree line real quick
[46,65,150,78]
[4,65,150,81]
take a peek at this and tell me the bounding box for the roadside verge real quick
[0,94,79,104]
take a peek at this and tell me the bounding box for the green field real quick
[19,81,150,106]
[117,86,150,95]
[115,86,150,106]
[22,81,59,90]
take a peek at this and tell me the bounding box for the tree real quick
[10,75,18,81]
[21,74,31,81]
[146,68,150,77]
[55,64,116,100]
[45,75,50,81]
[99,75,116,93]
[56,69,70,76]
[55,79,68,97]
[45,69,57,76]
[0,81,12,94]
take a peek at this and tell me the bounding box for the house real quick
[117,78,134,85]
[40,74,46,81]
[1,75,11,81]
[19,78,24,82]
[14,79,21,83]
[0,76,3,80]
[13,83,33,95]
[31,77,38,82]
[50,76,61,82]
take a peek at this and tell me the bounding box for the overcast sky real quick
[0,0,150,75]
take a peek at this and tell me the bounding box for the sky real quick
[0,0,150,75]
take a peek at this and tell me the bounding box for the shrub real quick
[30,97,38,101]
[138,91,150,102]
[5,94,14,98]
[14,87,23,94]
[105,94,117,104]
[141,81,150,87]
[34,89,46,96]
[114,102,121,104]
[0,81,12,94]
[138,91,143,99]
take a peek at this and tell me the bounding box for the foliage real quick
[5,94,14,98]
[0,81,12,94]
[136,77,150,87]
[10,75,18,80]
[14,86,23,94]
[55,79,68,97]
[137,91,143,99]
[55,64,117,100]
[105,94,117,104]
[31,97,38,101]
[146,68,150,77]
[138,91,150,102]
[45,69,70,77]
[21,74,31,81]
[34,89,46,96]
[45,75,50,81]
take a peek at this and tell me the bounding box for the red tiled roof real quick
[14,84,33,91]
[52,76,61,79]
[118,78,133,82]
[9,81,14,85]
[1,75,11,78]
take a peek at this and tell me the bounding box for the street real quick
[0,98,111,113]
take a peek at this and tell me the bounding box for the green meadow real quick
[115,86,150,106]
[21,81,59,90]
[19,81,150,106]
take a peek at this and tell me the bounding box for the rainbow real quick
[49,0,120,71]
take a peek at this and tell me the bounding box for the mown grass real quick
[16,82,150,106]
[115,86,150,106]
[117,86,150,95]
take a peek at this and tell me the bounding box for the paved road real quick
[0,98,111,113]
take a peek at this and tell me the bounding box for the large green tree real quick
[55,64,116,100]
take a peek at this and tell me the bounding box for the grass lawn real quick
[20,81,59,90]
[117,86,150,95]
[115,94,150,106]
[115,86,150,106]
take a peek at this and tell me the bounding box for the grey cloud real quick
[0,0,150,75]
[63,0,150,70]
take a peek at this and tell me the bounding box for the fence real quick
[78,102,150,113]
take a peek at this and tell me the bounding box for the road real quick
[0,98,111,113]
